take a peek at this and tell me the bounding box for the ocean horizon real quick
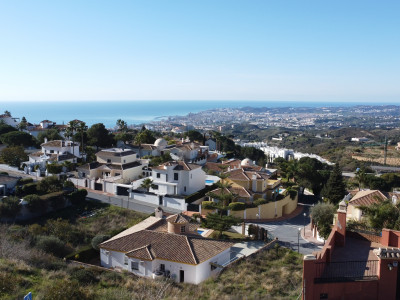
[2,100,398,128]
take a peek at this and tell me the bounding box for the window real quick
[160,264,165,272]
[174,173,179,181]
[124,256,128,265]
[107,159,111,163]
[50,150,54,153]
[123,160,126,163]
[153,185,158,190]
[184,186,186,192]
[157,173,160,178]
[142,172,145,176]
[131,261,139,270]
[191,174,192,179]
[115,173,120,176]
[180,226,186,233]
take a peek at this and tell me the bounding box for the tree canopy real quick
[134,129,155,144]
[310,202,335,239]
[184,130,203,142]
[0,131,37,147]
[321,164,346,204]
[37,129,63,144]
[0,146,28,166]
[87,123,114,149]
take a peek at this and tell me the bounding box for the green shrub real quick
[69,267,99,285]
[35,235,66,257]
[254,198,268,206]
[37,176,63,193]
[91,235,110,250]
[0,196,21,218]
[40,191,66,210]
[19,177,33,184]
[47,163,63,174]
[67,189,88,205]
[24,194,48,213]
[40,279,89,300]
[201,201,216,210]
[21,182,38,195]
[228,202,246,211]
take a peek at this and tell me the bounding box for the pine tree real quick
[321,164,346,205]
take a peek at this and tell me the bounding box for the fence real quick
[315,260,379,283]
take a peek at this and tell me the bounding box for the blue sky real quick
[0,0,399,102]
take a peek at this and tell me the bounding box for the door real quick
[159,196,163,206]
[179,270,184,283]
[396,262,400,300]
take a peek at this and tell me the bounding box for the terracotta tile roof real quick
[166,213,191,224]
[146,218,200,233]
[222,159,242,168]
[100,230,234,265]
[205,162,225,173]
[126,245,154,261]
[107,217,162,241]
[226,169,250,181]
[349,190,388,207]
[207,153,219,162]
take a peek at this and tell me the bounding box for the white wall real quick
[130,192,187,211]
[100,247,231,284]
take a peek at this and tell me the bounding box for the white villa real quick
[77,148,146,188]
[28,139,80,166]
[0,113,20,128]
[99,212,234,284]
[150,161,206,196]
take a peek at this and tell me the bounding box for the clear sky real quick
[0,0,399,102]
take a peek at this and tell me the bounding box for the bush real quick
[253,198,268,206]
[91,234,110,250]
[21,182,38,195]
[228,202,246,211]
[24,194,48,213]
[67,189,88,205]
[201,201,216,210]
[0,196,21,218]
[40,191,66,210]
[35,235,66,257]
[47,163,63,174]
[19,177,33,184]
[69,267,99,285]
[37,176,63,194]
[40,279,89,300]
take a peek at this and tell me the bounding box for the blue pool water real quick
[197,230,204,234]
[205,180,214,184]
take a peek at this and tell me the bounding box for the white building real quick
[28,139,80,167]
[150,161,206,196]
[77,148,146,187]
[99,213,234,284]
[0,113,20,128]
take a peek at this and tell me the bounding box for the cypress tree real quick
[321,164,346,205]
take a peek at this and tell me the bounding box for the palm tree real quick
[140,178,156,193]
[355,168,367,190]
[67,120,78,159]
[77,121,88,156]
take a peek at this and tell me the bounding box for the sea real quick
[0,100,397,128]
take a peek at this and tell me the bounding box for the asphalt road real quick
[252,206,322,255]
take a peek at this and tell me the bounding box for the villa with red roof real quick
[99,212,234,284]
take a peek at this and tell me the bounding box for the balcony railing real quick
[315,260,379,283]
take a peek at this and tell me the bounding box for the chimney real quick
[155,207,164,218]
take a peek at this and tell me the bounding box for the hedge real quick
[67,189,88,205]
[228,202,246,211]
[21,182,38,195]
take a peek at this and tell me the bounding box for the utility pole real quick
[384,136,388,166]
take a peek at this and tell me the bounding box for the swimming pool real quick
[205,180,214,184]
[197,230,204,234]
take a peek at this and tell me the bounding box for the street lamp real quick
[298,228,301,253]
[303,212,307,234]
